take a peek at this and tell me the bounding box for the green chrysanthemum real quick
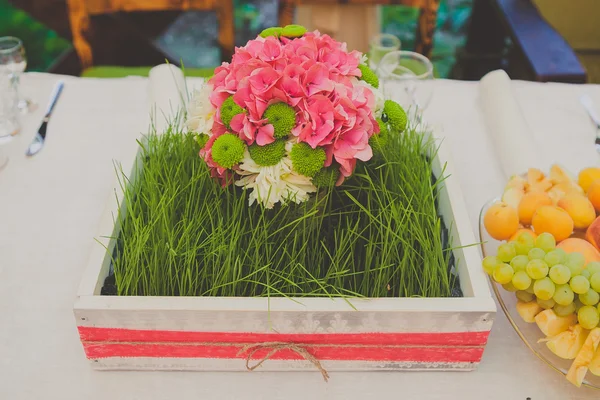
[290,142,326,178]
[369,118,389,155]
[220,96,245,130]
[358,64,379,88]
[312,167,340,188]
[195,133,210,149]
[211,133,245,169]
[260,27,283,38]
[264,103,296,139]
[281,24,307,38]
[383,100,407,133]
[248,139,287,166]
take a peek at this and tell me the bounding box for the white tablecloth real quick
[1,73,599,400]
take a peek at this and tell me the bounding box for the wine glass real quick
[368,34,401,71]
[376,50,434,121]
[0,36,35,114]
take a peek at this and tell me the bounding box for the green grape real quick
[493,263,514,285]
[516,290,535,303]
[581,270,592,279]
[554,302,576,317]
[545,249,567,267]
[482,256,501,275]
[570,275,591,294]
[528,248,546,261]
[577,305,600,330]
[553,284,575,306]
[580,289,600,306]
[566,252,586,276]
[497,243,517,263]
[534,277,556,301]
[512,232,535,255]
[587,261,600,276]
[549,264,571,285]
[502,282,518,292]
[525,283,535,294]
[510,255,530,272]
[535,232,556,252]
[537,297,556,309]
[591,272,600,292]
[526,259,549,280]
[512,270,532,290]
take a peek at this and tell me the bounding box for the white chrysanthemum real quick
[186,83,215,135]
[360,53,369,65]
[355,79,385,119]
[235,140,316,209]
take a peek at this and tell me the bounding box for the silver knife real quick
[26,80,64,157]
[579,94,600,153]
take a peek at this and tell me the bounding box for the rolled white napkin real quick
[479,70,542,179]
[148,64,187,134]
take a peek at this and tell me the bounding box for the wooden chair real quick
[278,0,441,58]
[464,0,587,83]
[66,0,235,69]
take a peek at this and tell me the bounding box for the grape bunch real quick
[483,231,600,329]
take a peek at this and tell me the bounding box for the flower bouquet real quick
[75,26,493,375]
[186,25,403,209]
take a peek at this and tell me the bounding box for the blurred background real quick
[1,0,598,83]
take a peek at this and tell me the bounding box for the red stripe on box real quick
[82,342,485,363]
[78,327,490,347]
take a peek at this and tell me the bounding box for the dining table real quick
[1,72,600,400]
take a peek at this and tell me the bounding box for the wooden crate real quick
[74,135,496,374]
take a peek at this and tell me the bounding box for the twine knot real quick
[237,342,330,382]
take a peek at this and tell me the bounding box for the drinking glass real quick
[0,72,19,170]
[0,36,34,114]
[368,34,401,71]
[376,50,434,120]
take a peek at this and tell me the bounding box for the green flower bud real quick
[260,27,283,38]
[383,100,407,133]
[264,103,296,139]
[369,118,389,156]
[312,167,340,188]
[195,133,210,149]
[358,64,379,88]
[281,24,307,38]
[211,133,245,169]
[220,96,245,130]
[290,142,326,178]
[248,139,287,166]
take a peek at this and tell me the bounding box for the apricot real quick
[518,191,553,225]
[557,238,600,264]
[532,205,574,242]
[586,216,600,251]
[578,167,600,193]
[558,194,597,230]
[509,228,538,242]
[588,180,600,212]
[484,202,519,241]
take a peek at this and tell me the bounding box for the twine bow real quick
[237,342,330,382]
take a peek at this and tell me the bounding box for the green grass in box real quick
[111,124,457,298]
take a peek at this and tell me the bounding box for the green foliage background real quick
[0,0,71,72]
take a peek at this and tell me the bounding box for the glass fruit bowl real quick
[479,198,600,390]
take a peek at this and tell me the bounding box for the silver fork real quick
[579,94,600,153]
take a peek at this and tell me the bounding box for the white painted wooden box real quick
[74,136,496,375]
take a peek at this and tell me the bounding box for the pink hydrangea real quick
[205,30,380,185]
